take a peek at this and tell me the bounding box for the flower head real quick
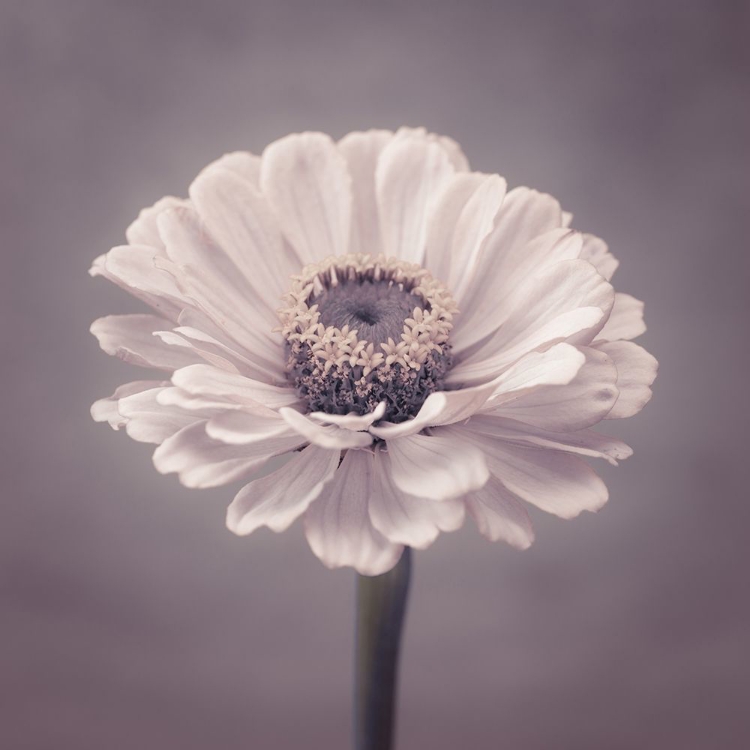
[91,127,657,575]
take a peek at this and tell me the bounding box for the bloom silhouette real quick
[91,127,657,574]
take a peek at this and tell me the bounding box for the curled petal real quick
[369,377,500,440]
[309,401,386,431]
[378,344,592,440]
[376,342,591,441]
[485,343,586,399]
[280,408,374,449]
[386,430,489,501]
[482,345,619,431]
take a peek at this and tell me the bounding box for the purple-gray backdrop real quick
[2,1,749,748]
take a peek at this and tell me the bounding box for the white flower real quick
[91,127,657,575]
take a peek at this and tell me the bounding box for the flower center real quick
[316,280,425,345]
[278,254,458,423]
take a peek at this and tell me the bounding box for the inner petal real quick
[315,280,424,344]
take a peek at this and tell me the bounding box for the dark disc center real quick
[314,280,426,344]
[352,304,380,326]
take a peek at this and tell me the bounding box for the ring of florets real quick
[277,253,458,423]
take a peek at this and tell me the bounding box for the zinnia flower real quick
[91,127,657,575]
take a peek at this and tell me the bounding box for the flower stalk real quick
[354,547,412,750]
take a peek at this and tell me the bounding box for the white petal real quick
[466,416,632,466]
[198,150,262,187]
[449,308,604,387]
[168,308,289,386]
[90,245,186,321]
[375,134,454,265]
[304,449,403,575]
[169,324,287,385]
[452,188,564,329]
[394,127,470,171]
[386,431,489,501]
[153,422,295,488]
[368,447,465,549]
[227,445,340,535]
[580,233,619,280]
[594,292,646,342]
[206,408,301,445]
[337,129,393,256]
[91,314,199,371]
[91,380,165,429]
[446,342,588,427]
[460,427,608,518]
[422,173,506,286]
[279,408,374,449]
[385,344,593,440]
[158,204,266,322]
[309,401,386,431]
[117,386,202,444]
[484,343,586,400]
[157,206,287,376]
[171,364,298,408]
[154,330,241,374]
[125,196,189,249]
[260,132,352,264]
[421,173,486,282]
[482,345,619,431]
[189,164,296,317]
[369,376,501,441]
[156,386,236,413]
[450,258,614,385]
[435,134,470,172]
[453,227,583,353]
[595,341,658,419]
[465,475,534,549]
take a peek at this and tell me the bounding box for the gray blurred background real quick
[2,1,749,748]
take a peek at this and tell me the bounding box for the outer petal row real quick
[227,445,340,536]
[304,450,404,576]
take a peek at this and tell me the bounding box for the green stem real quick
[354,547,412,750]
